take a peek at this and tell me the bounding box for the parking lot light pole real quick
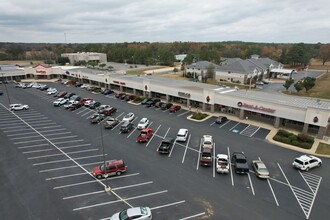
[100,125,111,192]
[1,72,11,105]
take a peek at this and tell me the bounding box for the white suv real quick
[292,155,322,171]
[176,128,188,142]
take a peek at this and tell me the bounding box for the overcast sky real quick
[0,0,329,44]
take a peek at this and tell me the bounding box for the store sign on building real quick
[113,81,126,85]
[178,92,191,98]
[237,101,276,113]
[36,70,46,74]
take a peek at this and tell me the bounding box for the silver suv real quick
[292,155,322,171]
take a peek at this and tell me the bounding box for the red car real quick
[79,97,93,105]
[169,105,181,112]
[115,93,126,99]
[102,107,117,116]
[56,91,67,98]
[136,128,153,142]
[92,159,126,179]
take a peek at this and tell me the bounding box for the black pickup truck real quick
[232,152,249,174]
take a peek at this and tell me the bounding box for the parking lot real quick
[0,82,329,220]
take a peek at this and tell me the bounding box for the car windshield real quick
[258,168,268,172]
[236,158,247,163]
[99,164,105,171]
[140,133,147,137]
[294,159,303,165]
[218,160,228,166]
[119,210,128,220]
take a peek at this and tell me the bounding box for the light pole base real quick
[104,185,111,193]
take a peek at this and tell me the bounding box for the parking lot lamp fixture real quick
[100,125,111,192]
[1,72,11,105]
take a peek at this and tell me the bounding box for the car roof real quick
[178,128,188,134]
[126,207,149,216]
[217,154,228,159]
[296,155,316,161]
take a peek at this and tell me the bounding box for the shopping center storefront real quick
[1,64,330,139]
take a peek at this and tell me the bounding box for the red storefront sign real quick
[36,70,46,74]
[237,102,275,113]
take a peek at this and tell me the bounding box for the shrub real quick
[191,112,208,120]
[281,137,291,144]
[277,129,292,137]
[288,135,298,142]
[273,135,282,142]
[299,143,312,149]
[298,133,314,143]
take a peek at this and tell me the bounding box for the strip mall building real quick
[2,64,330,139]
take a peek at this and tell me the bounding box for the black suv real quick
[120,121,133,133]
[232,152,249,174]
[146,98,161,107]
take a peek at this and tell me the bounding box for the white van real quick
[176,128,188,142]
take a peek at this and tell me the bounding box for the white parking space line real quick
[73,190,168,211]
[24,122,57,127]
[27,120,53,124]
[163,127,170,139]
[22,148,54,154]
[127,126,138,138]
[39,128,67,133]
[59,143,91,150]
[54,173,140,189]
[209,122,215,126]
[228,147,234,186]
[34,125,62,129]
[7,131,37,137]
[146,125,161,147]
[168,139,177,157]
[39,161,103,173]
[213,143,216,178]
[33,154,106,166]
[18,143,49,149]
[181,134,191,163]
[46,172,89,181]
[150,200,185,210]
[247,173,255,195]
[3,128,32,132]
[23,117,49,121]
[1,125,29,130]
[43,132,72,137]
[0,122,26,126]
[177,111,190,117]
[48,135,78,140]
[27,149,99,160]
[53,139,84,144]
[220,120,231,128]
[258,157,279,206]
[63,190,104,200]
[75,108,89,114]
[180,212,206,220]
[81,110,94,117]
[229,122,240,131]
[10,135,42,140]
[196,139,202,170]
[14,139,47,144]
[112,181,154,191]
[278,163,312,219]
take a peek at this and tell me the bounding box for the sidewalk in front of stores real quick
[185,106,330,158]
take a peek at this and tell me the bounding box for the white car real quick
[84,99,95,107]
[201,135,214,149]
[137,118,149,129]
[292,155,322,171]
[53,98,68,106]
[122,112,135,122]
[47,88,58,95]
[63,100,78,109]
[216,154,230,174]
[110,207,152,220]
[176,128,188,142]
[10,104,29,111]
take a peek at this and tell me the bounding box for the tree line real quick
[0,42,329,66]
